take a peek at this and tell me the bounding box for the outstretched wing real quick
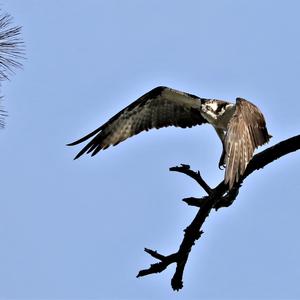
[68,86,207,159]
[224,98,271,189]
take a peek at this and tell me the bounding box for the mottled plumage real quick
[224,98,271,188]
[68,86,271,189]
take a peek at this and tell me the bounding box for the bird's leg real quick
[214,127,226,169]
[218,144,226,170]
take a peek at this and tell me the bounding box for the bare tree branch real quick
[169,164,212,195]
[137,134,300,291]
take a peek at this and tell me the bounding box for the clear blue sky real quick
[1,1,300,299]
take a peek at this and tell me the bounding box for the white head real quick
[201,100,233,120]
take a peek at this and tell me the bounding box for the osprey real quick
[68,86,271,189]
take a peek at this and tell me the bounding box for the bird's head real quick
[201,100,233,120]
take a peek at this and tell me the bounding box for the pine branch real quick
[0,10,25,128]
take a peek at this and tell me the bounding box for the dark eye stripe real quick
[215,103,227,113]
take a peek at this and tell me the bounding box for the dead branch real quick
[137,134,300,291]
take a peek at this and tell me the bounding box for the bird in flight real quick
[68,86,271,189]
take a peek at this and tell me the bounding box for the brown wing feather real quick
[67,86,207,159]
[224,98,271,189]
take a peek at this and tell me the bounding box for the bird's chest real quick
[213,109,235,129]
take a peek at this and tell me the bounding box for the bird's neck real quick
[201,102,235,130]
